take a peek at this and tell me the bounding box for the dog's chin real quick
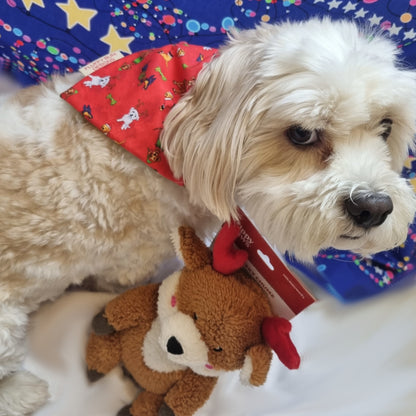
[331,223,411,258]
[297,219,411,262]
[274,225,410,263]
[332,233,396,256]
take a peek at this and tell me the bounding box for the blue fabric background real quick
[1,0,416,301]
[2,1,416,84]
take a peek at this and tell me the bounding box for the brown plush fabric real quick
[178,226,212,271]
[245,344,273,386]
[177,268,271,371]
[104,284,159,331]
[164,370,217,416]
[86,332,121,375]
[86,227,276,416]
[130,390,165,416]
[87,284,185,394]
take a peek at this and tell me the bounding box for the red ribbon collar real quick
[61,42,218,185]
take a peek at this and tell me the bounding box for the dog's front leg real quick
[0,301,49,415]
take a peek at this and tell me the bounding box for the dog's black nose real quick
[345,192,393,229]
[167,336,183,355]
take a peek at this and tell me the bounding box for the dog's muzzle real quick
[344,192,393,229]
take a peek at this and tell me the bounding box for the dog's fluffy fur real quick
[0,18,415,414]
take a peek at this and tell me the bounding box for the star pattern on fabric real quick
[100,25,135,54]
[404,28,416,40]
[343,1,357,13]
[355,8,368,19]
[328,0,342,10]
[388,23,402,36]
[21,0,45,11]
[368,14,382,27]
[374,266,383,275]
[56,0,98,31]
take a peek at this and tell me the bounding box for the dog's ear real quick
[240,344,273,387]
[161,41,261,223]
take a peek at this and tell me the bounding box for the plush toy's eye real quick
[193,312,198,321]
[380,118,393,141]
[286,126,320,146]
[213,346,223,352]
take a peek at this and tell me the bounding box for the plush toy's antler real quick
[262,317,301,370]
[212,222,248,275]
[213,223,301,370]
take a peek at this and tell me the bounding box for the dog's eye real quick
[213,346,223,352]
[193,312,198,321]
[286,126,319,145]
[380,118,393,141]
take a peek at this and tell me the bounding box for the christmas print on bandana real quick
[61,42,218,185]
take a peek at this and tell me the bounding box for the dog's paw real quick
[0,371,49,416]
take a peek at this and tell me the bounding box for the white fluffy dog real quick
[0,18,415,415]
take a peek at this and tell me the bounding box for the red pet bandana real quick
[61,42,218,185]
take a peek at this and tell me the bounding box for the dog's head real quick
[161,18,416,261]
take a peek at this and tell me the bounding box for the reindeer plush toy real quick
[86,224,300,416]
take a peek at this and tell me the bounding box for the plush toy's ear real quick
[173,226,212,270]
[240,344,273,387]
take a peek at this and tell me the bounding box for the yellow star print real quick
[21,0,45,11]
[56,0,98,31]
[100,25,135,54]
[404,156,416,193]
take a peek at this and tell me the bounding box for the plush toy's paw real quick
[92,308,115,335]
[159,402,175,416]
[117,405,132,416]
[86,368,105,382]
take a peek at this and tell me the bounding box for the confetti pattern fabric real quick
[1,0,416,85]
[2,0,416,300]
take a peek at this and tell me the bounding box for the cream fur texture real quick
[0,18,415,414]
